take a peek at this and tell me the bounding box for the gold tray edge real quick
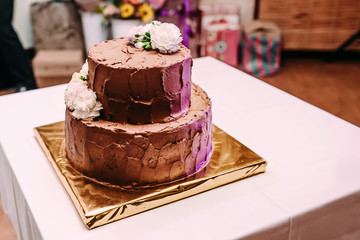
[34,128,89,224]
[34,121,268,230]
[86,160,267,229]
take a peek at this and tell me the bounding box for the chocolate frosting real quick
[87,38,192,124]
[65,84,212,186]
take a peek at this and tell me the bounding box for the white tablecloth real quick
[1,57,360,240]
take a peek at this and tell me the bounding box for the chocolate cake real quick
[87,38,192,124]
[64,23,212,187]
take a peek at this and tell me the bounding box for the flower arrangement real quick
[96,0,165,23]
[64,62,103,120]
[127,21,183,54]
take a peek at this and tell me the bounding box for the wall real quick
[257,0,360,50]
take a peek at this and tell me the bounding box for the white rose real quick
[127,25,144,44]
[150,23,182,53]
[79,61,88,77]
[71,72,83,82]
[142,21,161,33]
[151,20,161,26]
[141,23,153,35]
[64,80,103,120]
[127,22,161,46]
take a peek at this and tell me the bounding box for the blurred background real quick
[0,0,359,238]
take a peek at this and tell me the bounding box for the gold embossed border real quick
[34,122,267,229]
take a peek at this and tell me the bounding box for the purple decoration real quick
[158,0,196,47]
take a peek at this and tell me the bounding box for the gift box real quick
[32,50,84,88]
[200,5,240,67]
[30,1,84,50]
[241,21,282,77]
[156,0,200,57]
[203,25,240,67]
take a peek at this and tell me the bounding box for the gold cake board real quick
[34,121,267,229]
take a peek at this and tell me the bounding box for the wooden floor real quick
[259,53,360,127]
[0,53,359,239]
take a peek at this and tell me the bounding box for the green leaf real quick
[145,32,150,37]
[134,39,139,43]
[80,76,87,81]
[144,44,152,50]
[135,33,140,37]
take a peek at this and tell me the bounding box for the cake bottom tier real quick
[65,84,212,187]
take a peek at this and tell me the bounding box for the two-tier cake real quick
[64,22,212,187]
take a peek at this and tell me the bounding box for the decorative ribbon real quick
[158,0,197,47]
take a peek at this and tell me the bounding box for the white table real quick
[1,57,360,240]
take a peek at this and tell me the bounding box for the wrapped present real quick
[32,50,84,88]
[156,0,200,57]
[200,5,240,67]
[30,1,85,50]
[241,21,282,77]
[203,24,240,67]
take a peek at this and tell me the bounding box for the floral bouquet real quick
[127,21,182,53]
[75,0,167,49]
[95,0,166,23]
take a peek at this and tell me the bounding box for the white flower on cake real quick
[150,23,182,53]
[64,62,103,120]
[127,25,144,44]
[127,21,182,54]
[127,22,160,44]
[79,61,89,77]
[143,20,161,32]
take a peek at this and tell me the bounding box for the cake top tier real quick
[86,37,192,124]
[64,22,193,123]
[88,38,191,69]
